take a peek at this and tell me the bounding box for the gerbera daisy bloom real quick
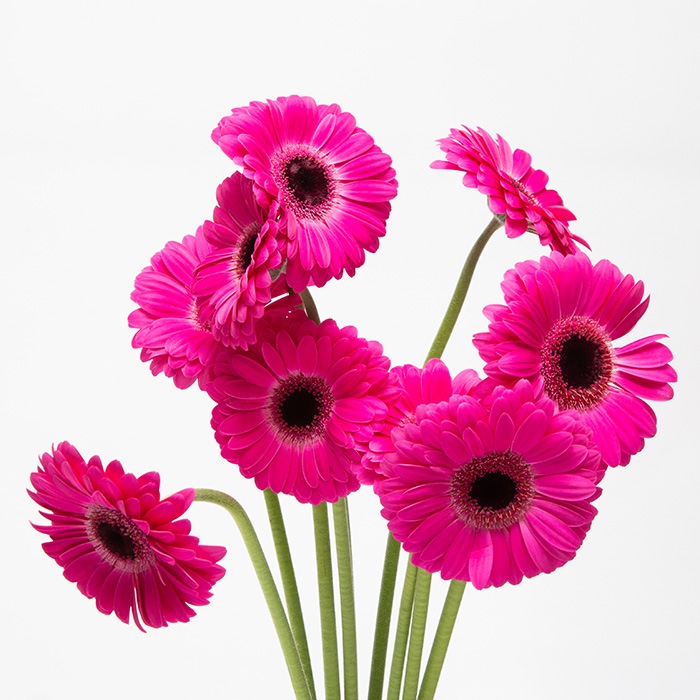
[29,442,226,630]
[473,251,676,467]
[376,380,602,588]
[431,126,587,254]
[129,228,220,390]
[212,95,398,291]
[207,309,398,504]
[360,359,481,485]
[193,172,288,349]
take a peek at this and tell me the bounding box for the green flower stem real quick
[418,580,466,700]
[194,489,311,700]
[332,498,358,700]
[263,489,316,700]
[424,215,503,363]
[386,561,418,700]
[401,568,432,700]
[367,533,402,700]
[312,502,341,700]
[301,288,321,324]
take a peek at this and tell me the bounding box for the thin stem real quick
[367,533,402,700]
[401,568,432,700]
[263,490,316,700]
[194,489,311,700]
[386,561,418,700]
[332,498,358,700]
[313,502,341,700]
[301,288,321,324]
[418,581,466,700]
[424,215,503,363]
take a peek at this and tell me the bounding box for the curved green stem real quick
[424,215,503,363]
[367,533,402,700]
[263,490,316,700]
[332,498,358,700]
[401,568,432,700]
[301,288,321,324]
[194,489,311,700]
[418,580,466,700]
[386,561,418,700]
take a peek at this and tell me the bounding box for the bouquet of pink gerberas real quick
[29,96,676,700]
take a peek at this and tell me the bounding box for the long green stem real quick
[401,568,432,700]
[418,581,466,700]
[312,502,341,700]
[194,489,311,700]
[386,561,418,700]
[425,215,503,363]
[332,498,358,700]
[367,533,402,700]
[263,490,316,700]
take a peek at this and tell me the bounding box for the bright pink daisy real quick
[193,172,288,349]
[207,309,398,504]
[360,359,481,485]
[473,252,676,467]
[29,442,226,630]
[129,228,221,389]
[431,126,587,254]
[376,380,602,588]
[212,95,398,291]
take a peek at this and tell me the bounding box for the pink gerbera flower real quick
[193,172,288,349]
[376,380,602,588]
[29,442,226,630]
[129,228,220,389]
[473,252,676,467]
[431,126,587,254]
[207,309,398,504]
[360,358,481,485]
[212,95,398,291]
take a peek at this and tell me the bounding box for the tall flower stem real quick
[418,581,467,700]
[194,489,311,700]
[401,568,432,700]
[386,561,418,700]
[424,215,503,363]
[264,489,316,700]
[332,497,358,700]
[312,502,341,700]
[367,533,402,700]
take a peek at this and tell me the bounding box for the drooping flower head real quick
[431,126,587,254]
[208,309,398,504]
[376,380,602,588]
[473,251,676,467]
[129,228,220,390]
[29,442,226,630]
[193,172,288,349]
[360,358,481,485]
[212,95,398,291]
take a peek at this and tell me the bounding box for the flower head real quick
[212,95,398,290]
[431,126,586,254]
[29,442,226,630]
[376,380,602,588]
[473,252,676,467]
[207,309,398,504]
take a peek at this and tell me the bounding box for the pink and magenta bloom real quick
[129,228,220,390]
[431,126,586,254]
[473,252,676,467]
[212,95,398,291]
[29,442,226,630]
[376,380,603,588]
[207,309,399,504]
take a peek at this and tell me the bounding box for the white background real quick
[3,1,699,698]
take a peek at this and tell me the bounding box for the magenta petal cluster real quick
[207,309,398,504]
[376,380,602,588]
[431,126,586,254]
[29,442,226,630]
[212,95,398,291]
[129,228,220,389]
[473,251,676,467]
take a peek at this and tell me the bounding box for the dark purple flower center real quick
[86,504,155,572]
[541,316,613,410]
[450,451,533,530]
[270,374,334,441]
[237,227,259,274]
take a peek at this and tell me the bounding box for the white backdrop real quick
[3,1,699,698]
